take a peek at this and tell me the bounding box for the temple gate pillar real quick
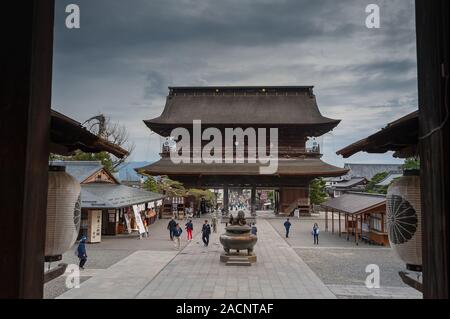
[251,187,256,215]
[223,186,229,214]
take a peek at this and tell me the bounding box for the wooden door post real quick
[0,0,55,298]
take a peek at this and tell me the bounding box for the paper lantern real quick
[45,166,81,261]
[386,169,422,271]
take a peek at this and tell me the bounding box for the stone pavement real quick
[58,250,177,299]
[327,285,422,299]
[57,219,336,299]
[53,215,422,299]
[136,219,335,299]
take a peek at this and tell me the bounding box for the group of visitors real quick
[284,218,320,244]
[74,214,321,271]
[166,217,218,249]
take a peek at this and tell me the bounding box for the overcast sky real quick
[52,0,417,167]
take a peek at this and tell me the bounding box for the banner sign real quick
[133,205,146,234]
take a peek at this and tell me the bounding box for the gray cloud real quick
[52,0,416,166]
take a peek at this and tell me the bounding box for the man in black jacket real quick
[167,217,177,240]
[201,220,211,247]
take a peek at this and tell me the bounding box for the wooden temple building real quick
[138,86,348,215]
[321,192,388,246]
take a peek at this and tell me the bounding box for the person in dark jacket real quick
[201,220,211,247]
[77,236,88,270]
[173,223,183,249]
[312,223,320,245]
[167,217,177,240]
[284,218,292,238]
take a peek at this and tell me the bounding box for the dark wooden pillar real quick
[251,187,256,214]
[346,214,349,241]
[416,0,450,299]
[0,0,55,298]
[325,209,328,232]
[331,209,334,233]
[223,186,229,213]
[338,212,341,237]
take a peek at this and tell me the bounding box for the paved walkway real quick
[55,215,421,299]
[58,219,336,299]
[327,285,422,299]
[58,251,177,299]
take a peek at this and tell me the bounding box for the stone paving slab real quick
[57,250,177,299]
[136,219,336,299]
[61,269,105,277]
[327,284,422,299]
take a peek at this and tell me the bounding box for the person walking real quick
[201,220,211,247]
[77,236,88,270]
[185,219,193,241]
[312,223,320,245]
[173,223,183,249]
[284,218,292,238]
[143,218,149,238]
[251,223,257,236]
[211,214,218,233]
[167,217,177,241]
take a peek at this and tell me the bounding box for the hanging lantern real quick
[386,169,422,271]
[45,165,81,262]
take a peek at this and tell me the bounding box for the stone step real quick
[226,260,252,266]
[227,256,251,261]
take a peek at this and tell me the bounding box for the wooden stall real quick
[322,192,388,246]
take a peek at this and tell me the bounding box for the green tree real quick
[310,178,327,205]
[143,176,159,192]
[403,157,420,170]
[365,172,389,194]
[187,189,216,207]
[142,175,216,207]
[50,150,115,173]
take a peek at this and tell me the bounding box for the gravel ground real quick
[267,217,411,288]
[295,248,409,287]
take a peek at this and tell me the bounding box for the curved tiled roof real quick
[81,184,165,209]
[136,157,348,177]
[49,161,103,183]
[321,192,386,214]
[144,86,340,136]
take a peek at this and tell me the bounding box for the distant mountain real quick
[116,161,153,182]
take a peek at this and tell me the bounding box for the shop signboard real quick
[87,210,102,243]
[132,205,146,234]
[124,210,132,233]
